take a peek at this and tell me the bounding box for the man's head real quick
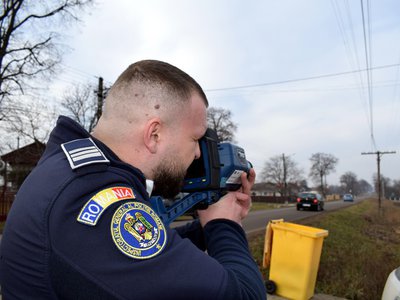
[93,60,208,198]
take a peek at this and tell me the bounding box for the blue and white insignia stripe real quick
[69,146,102,161]
[61,137,110,169]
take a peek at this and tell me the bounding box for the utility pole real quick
[95,77,104,122]
[282,153,287,198]
[361,150,396,209]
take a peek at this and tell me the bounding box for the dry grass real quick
[249,198,400,300]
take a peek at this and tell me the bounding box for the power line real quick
[59,63,99,79]
[205,63,400,92]
[386,53,400,147]
[360,0,376,150]
[59,63,114,86]
[210,80,400,98]
[331,0,371,140]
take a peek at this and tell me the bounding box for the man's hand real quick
[197,169,256,227]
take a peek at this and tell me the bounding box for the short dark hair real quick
[111,60,208,107]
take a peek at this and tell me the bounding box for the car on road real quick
[296,191,324,211]
[342,194,354,202]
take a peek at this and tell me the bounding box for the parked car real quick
[342,194,354,202]
[382,267,400,299]
[296,191,324,211]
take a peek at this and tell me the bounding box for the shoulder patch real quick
[77,187,135,226]
[61,137,109,170]
[111,201,167,260]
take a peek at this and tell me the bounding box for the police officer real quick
[0,60,266,299]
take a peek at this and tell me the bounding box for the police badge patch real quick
[111,202,167,259]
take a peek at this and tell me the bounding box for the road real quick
[242,197,363,236]
[171,197,364,235]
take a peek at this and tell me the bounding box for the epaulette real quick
[61,137,110,170]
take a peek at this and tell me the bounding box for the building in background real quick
[0,141,45,221]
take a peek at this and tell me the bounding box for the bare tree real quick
[0,0,94,113]
[261,154,304,197]
[340,171,358,194]
[372,173,391,199]
[357,179,373,195]
[309,152,338,196]
[1,99,58,146]
[207,107,237,142]
[389,179,400,199]
[61,82,97,132]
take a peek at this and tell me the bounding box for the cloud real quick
[49,0,400,186]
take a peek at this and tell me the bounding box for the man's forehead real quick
[193,116,207,138]
[189,95,207,128]
[199,110,208,136]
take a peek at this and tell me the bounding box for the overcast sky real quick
[50,0,400,186]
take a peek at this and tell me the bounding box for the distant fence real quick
[326,194,341,201]
[0,190,15,221]
[253,194,344,204]
[252,196,296,204]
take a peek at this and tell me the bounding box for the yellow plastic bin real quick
[263,220,328,300]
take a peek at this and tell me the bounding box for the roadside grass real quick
[251,202,294,211]
[249,198,400,300]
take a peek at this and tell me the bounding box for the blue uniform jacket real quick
[0,116,266,299]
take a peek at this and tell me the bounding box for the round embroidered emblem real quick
[111,201,167,259]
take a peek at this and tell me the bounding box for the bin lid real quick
[271,221,328,238]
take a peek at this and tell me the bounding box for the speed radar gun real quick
[150,129,251,225]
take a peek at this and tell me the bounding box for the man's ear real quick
[143,118,162,154]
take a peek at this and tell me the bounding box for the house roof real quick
[1,141,46,166]
[252,182,277,191]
